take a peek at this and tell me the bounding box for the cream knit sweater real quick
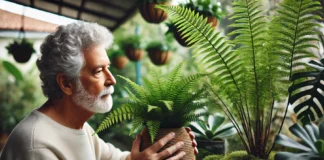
[0,110,130,160]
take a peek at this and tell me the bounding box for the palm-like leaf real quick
[289,59,324,124]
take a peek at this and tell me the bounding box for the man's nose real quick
[104,70,116,86]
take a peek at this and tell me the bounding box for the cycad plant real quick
[157,0,321,158]
[95,63,208,143]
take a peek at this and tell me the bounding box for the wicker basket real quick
[140,127,196,160]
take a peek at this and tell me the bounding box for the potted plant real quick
[146,41,172,65]
[138,0,170,24]
[190,113,237,155]
[121,35,144,61]
[167,0,224,47]
[107,48,129,70]
[157,0,321,159]
[95,63,208,159]
[6,38,36,63]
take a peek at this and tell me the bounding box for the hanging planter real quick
[138,0,169,24]
[108,49,129,70]
[6,38,36,63]
[168,0,224,47]
[121,35,144,61]
[146,41,172,65]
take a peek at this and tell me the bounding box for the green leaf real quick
[2,61,23,81]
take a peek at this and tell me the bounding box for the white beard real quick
[72,79,114,113]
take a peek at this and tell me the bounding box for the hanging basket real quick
[148,49,172,65]
[140,127,196,160]
[138,2,168,24]
[124,47,144,61]
[112,56,129,69]
[6,39,35,63]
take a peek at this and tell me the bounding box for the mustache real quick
[98,86,114,97]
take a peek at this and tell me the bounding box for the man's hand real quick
[127,132,186,160]
[126,127,198,160]
[185,127,198,155]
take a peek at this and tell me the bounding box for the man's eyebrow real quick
[93,63,111,69]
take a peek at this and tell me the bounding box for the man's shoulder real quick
[3,110,42,151]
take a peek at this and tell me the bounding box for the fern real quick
[94,105,134,135]
[157,0,321,158]
[95,62,207,143]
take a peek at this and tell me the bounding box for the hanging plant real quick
[168,0,225,47]
[6,38,35,63]
[121,35,144,61]
[138,0,170,24]
[108,49,129,70]
[146,41,172,65]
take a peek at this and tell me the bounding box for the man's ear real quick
[56,73,74,96]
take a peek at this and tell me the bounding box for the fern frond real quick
[147,120,160,143]
[118,75,151,103]
[156,5,243,105]
[94,105,134,135]
[129,117,144,135]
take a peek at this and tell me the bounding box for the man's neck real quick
[39,98,94,130]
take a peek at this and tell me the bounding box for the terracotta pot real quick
[112,56,129,69]
[197,139,225,155]
[124,48,144,61]
[148,50,172,65]
[173,16,218,47]
[140,127,196,160]
[138,2,168,24]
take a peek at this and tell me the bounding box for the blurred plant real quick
[0,63,46,134]
[275,122,324,160]
[120,35,143,50]
[182,0,225,19]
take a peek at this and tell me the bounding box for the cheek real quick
[80,78,105,95]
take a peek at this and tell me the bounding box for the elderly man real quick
[0,22,197,160]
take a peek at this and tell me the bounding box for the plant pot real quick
[148,50,172,65]
[173,16,218,47]
[12,51,33,63]
[112,56,129,69]
[196,139,225,155]
[138,2,168,24]
[0,133,8,151]
[124,48,144,61]
[140,127,196,160]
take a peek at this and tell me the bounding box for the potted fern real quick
[108,48,129,70]
[6,38,36,63]
[190,113,237,155]
[157,0,322,159]
[146,41,172,65]
[138,0,170,24]
[95,63,208,159]
[121,35,144,61]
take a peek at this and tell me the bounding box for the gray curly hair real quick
[36,22,113,99]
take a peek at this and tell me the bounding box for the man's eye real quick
[95,70,102,74]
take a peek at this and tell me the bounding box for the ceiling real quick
[6,0,139,31]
